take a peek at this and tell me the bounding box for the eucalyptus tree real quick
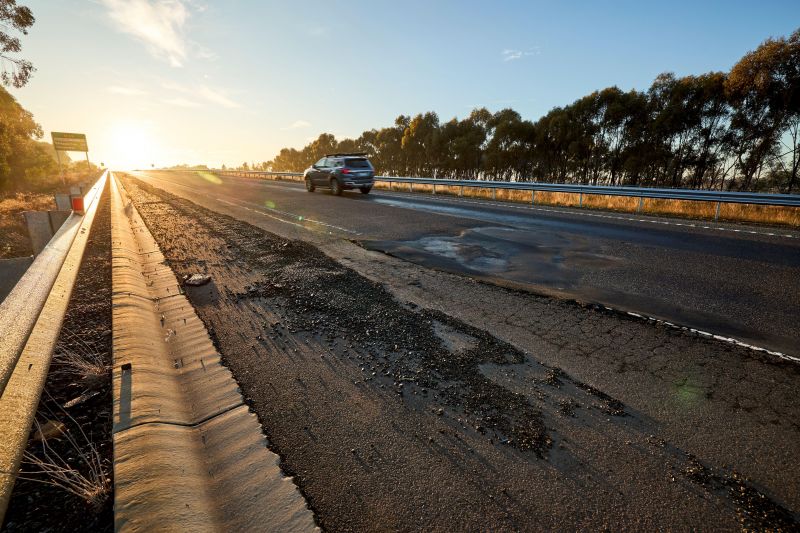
[0,0,34,88]
[726,29,800,190]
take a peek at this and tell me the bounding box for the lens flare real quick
[674,378,703,407]
[197,171,222,184]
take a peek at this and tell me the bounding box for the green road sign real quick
[51,132,88,152]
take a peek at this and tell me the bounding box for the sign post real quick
[51,132,90,186]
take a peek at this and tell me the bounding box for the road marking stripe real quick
[216,197,361,236]
[600,306,798,363]
[139,173,360,236]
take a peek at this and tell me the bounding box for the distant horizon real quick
[13,0,800,169]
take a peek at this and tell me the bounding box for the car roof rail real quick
[325,152,369,158]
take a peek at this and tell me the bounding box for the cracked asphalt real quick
[131,170,800,357]
[120,171,799,531]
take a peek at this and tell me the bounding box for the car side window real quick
[332,159,343,168]
[315,158,326,168]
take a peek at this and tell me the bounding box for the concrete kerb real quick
[110,174,317,532]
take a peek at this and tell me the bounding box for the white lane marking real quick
[601,306,798,363]
[216,198,307,229]
[218,197,361,236]
[140,172,360,236]
[370,188,800,240]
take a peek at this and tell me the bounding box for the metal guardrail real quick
[0,170,107,520]
[0,171,107,395]
[213,170,800,210]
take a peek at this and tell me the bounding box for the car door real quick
[322,158,336,183]
[311,157,326,184]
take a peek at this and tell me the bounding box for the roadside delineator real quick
[70,195,85,215]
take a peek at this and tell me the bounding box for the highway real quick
[119,170,800,530]
[135,170,799,357]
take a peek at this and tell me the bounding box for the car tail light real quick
[341,168,350,174]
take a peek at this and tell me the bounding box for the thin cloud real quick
[162,80,240,108]
[108,85,148,96]
[162,96,200,107]
[502,47,541,62]
[100,0,191,67]
[195,46,217,61]
[197,86,239,109]
[282,120,311,130]
[161,80,190,93]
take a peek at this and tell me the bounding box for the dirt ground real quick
[120,175,799,531]
[0,193,55,258]
[0,171,105,259]
[2,183,113,532]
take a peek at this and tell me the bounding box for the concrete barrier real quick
[0,257,33,304]
[111,175,317,532]
[22,211,53,256]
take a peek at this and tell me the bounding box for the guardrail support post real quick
[532,190,536,205]
[638,196,644,213]
[433,184,436,195]
[715,201,721,221]
[579,192,583,207]
[410,182,413,193]
[460,186,464,197]
[492,189,496,200]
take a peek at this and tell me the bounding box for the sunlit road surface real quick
[122,171,800,530]
[134,170,800,358]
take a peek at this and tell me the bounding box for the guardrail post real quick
[715,201,721,221]
[492,189,496,201]
[638,196,644,213]
[433,184,436,195]
[460,186,464,197]
[579,192,583,207]
[532,190,536,205]
[410,182,413,193]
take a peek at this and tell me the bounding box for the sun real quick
[106,122,154,170]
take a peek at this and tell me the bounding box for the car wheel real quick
[305,178,315,192]
[330,178,342,196]
[360,186,372,194]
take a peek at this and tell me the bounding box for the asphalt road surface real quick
[134,170,799,358]
[118,170,800,531]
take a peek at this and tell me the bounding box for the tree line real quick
[0,1,89,192]
[255,29,800,193]
[0,85,93,191]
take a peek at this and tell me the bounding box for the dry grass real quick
[495,189,534,204]
[15,396,111,511]
[0,192,56,257]
[52,331,110,391]
[372,180,800,227]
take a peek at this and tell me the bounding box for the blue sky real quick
[15,0,800,168]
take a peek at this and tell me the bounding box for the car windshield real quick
[345,158,371,169]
